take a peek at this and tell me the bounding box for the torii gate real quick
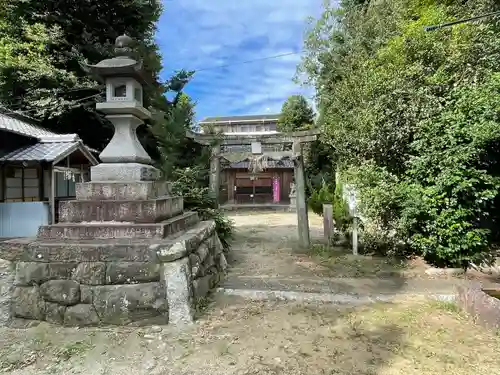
[186,129,319,248]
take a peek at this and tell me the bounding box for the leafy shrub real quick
[361,229,396,256]
[332,180,353,235]
[170,167,234,251]
[308,180,335,216]
[360,221,410,257]
[309,178,354,242]
[402,76,500,268]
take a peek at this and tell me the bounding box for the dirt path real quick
[222,212,466,296]
[225,212,325,279]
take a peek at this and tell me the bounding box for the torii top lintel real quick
[186,129,320,146]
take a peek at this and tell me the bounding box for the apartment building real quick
[199,114,279,134]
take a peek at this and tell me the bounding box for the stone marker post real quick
[323,203,333,244]
[209,143,221,207]
[352,218,359,255]
[289,181,296,211]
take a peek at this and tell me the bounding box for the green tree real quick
[1,0,234,248]
[151,92,208,180]
[0,0,166,152]
[0,20,79,111]
[300,0,500,267]
[277,94,315,132]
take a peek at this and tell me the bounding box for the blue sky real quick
[157,0,324,121]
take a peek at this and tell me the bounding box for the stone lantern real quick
[82,34,158,181]
[0,34,228,329]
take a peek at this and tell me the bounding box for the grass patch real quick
[194,295,212,315]
[0,326,95,373]
[0,349,39,372]
[55,340,94,361]
[429,300,462,314]
[308,244,408,277]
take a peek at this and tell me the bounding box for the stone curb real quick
[216,288,456,304]
[457,283,500,329]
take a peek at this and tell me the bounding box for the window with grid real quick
[4,167,39,202]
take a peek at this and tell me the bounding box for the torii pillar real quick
[209,143,221,207]
[293,140,310,248]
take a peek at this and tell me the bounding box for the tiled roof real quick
[0,112,99,160]
[0,112,59,139]
[0,141,79,162]
[200,114,281,124]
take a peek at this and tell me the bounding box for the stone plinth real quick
[59,196,184,223]
[0,180,229,327]
[76,181,171,201]
[37,211,198,240]
[91,163,160,182]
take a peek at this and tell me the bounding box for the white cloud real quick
[157,0,324,120]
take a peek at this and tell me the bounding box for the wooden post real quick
[293,141,310,248]
[37,164,44,201]
[0,165,4,201]
[49,166,56,224]
[323,203,333,244]
[209,144,221,207]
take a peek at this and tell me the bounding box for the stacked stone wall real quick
[0,221,228,327]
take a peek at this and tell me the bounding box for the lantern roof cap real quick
[81,34,149,84]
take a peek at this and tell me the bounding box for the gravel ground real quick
[2,295,500,375]
[1,211,499,374]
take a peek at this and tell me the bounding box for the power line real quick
[1,92,102,116]
[192,50,304,73]
[5,92,102,109]
[0,105,41,122]
[1,50,305,108]
[424,10,500,31]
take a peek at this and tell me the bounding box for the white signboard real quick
[251,142,262,154]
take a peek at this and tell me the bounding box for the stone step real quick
[0,220,216,263]
[76,181,172,201]
[37,211,198,240]
[58,197,183,223]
